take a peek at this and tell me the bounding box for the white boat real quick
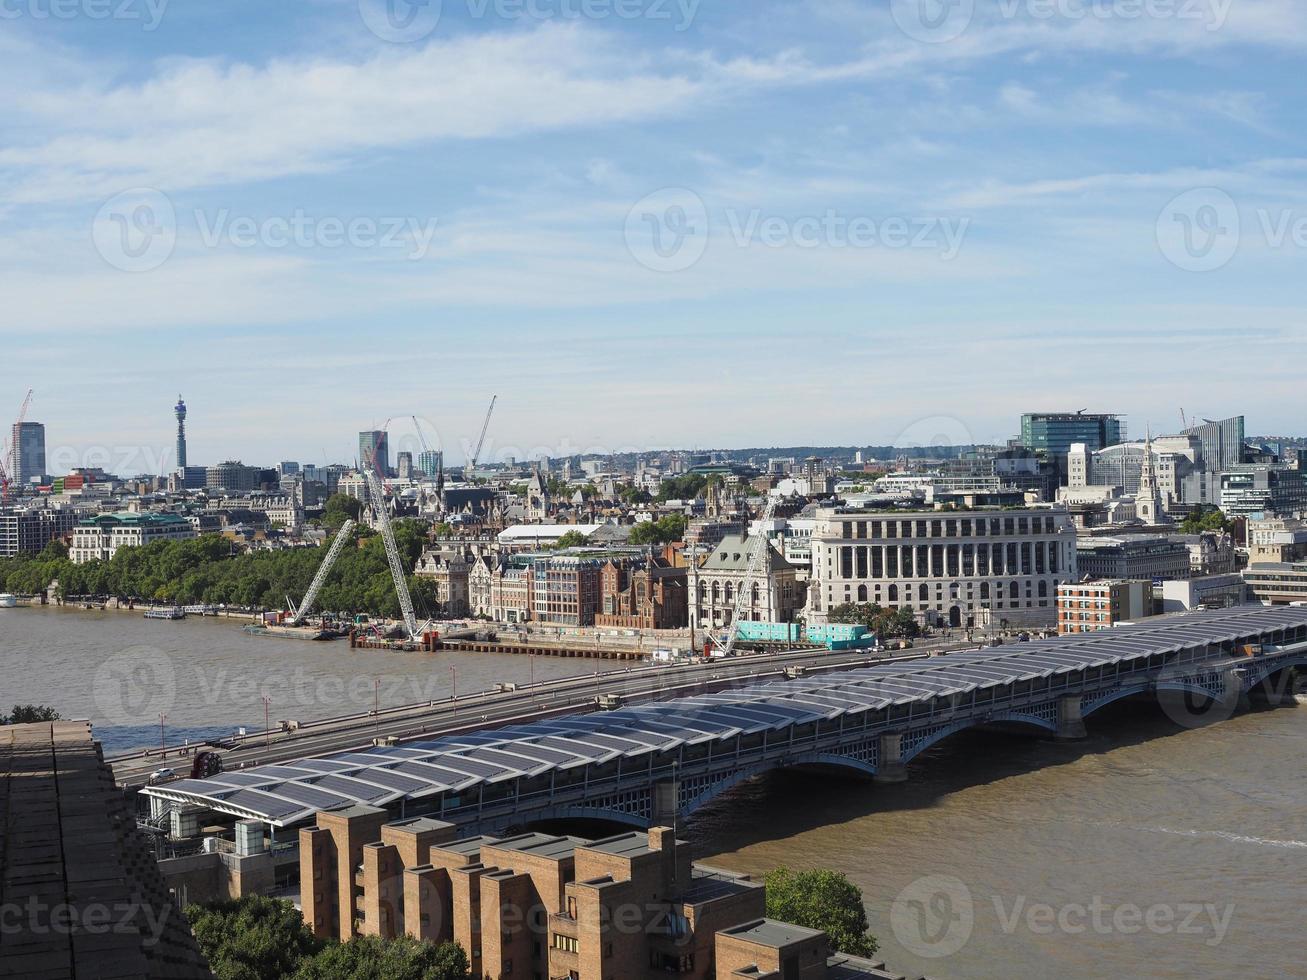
[0,594,17,609]
[144,607,186,621]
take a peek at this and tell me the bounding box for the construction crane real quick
[288,519,357,625]
[363,449,429,641]
[468,395,497,474]
[1,388,33,504]
[710,491,782,660]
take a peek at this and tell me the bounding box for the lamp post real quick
[158,713,167,754]
[374,678,381,731]
[262,695,272,748]
[449,666,457,717]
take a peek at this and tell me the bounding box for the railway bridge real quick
[143,605,1307,837]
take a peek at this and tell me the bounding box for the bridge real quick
[142,605,1307,837]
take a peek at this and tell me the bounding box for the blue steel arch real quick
[527,805,652,830]
[1245,654,1307,689]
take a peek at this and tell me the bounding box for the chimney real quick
[648,826,672,852]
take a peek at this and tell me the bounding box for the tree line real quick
[0,518,438,620]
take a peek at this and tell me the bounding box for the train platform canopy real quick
[140,605,1307,827]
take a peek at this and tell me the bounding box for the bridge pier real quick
[873,733,907,784]
[1056,695,1087,741]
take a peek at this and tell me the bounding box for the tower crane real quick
[468,395,497,474]
[1,388,34,504]
[710,491,781,660]
[288,519,357,625]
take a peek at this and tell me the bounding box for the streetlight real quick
[158,712,167,754]
[449,666,457,717]
[262,695,272,748]
[374,678,381,731]
[529,653,535,691]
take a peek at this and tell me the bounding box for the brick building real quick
[595,555,689,630]
[298,809,901,980]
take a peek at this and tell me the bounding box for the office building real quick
[1242,562,1307,605]
[205,460,261,493]
[1183,415,1245,501]
[359,430,390,476]
[0,505,79,557]
[1246,517,1307,564]
[1073,535,1191,582]
[1159,574,1247,613]
[11,420,46,488]
[418,449,444,479]
[1220,461,1307,518]
[396,451,414,480]
[69,512,196,564]
[1020,412,1123,477]
[1057,580,1153,634]
[806,506,1078,629]
[278,460,300,476]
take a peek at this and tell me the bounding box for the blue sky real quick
[2,0,1304,473]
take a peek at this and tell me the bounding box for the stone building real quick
[692,533,802,631]
[806,506,1078,629]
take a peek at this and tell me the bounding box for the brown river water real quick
[2,605,1303,978]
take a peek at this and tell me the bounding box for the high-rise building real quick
[173,396,188,471]
[278,460,300,476]
[11,421,46,487]
[418,449,443,479]
[1182,415,1245,504]
[396,451,413,480]
[358,430,390,476]
[1020,413,1123,461]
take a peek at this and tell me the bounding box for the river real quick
[0,605,629,755]
[693,698,1307,980]
[2,606,1302,978]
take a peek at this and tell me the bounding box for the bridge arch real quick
[900,712,1058,765]
[679,753,878,819]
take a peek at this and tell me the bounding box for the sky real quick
[2,0,1305,474]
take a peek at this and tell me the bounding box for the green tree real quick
[322,494,363,531]
[763,867,878,958]
[186,896,322,980]
[628,514,688,546]
[1179,505,1230,535]
[293,935,470,980]
[552,530,590,549]
[1,704,60,725]
[656,474,709,502]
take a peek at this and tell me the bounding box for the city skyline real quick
[2,390,1279,477]
[3,1,1305,460]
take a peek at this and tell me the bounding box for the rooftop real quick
[721,917,824,948]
